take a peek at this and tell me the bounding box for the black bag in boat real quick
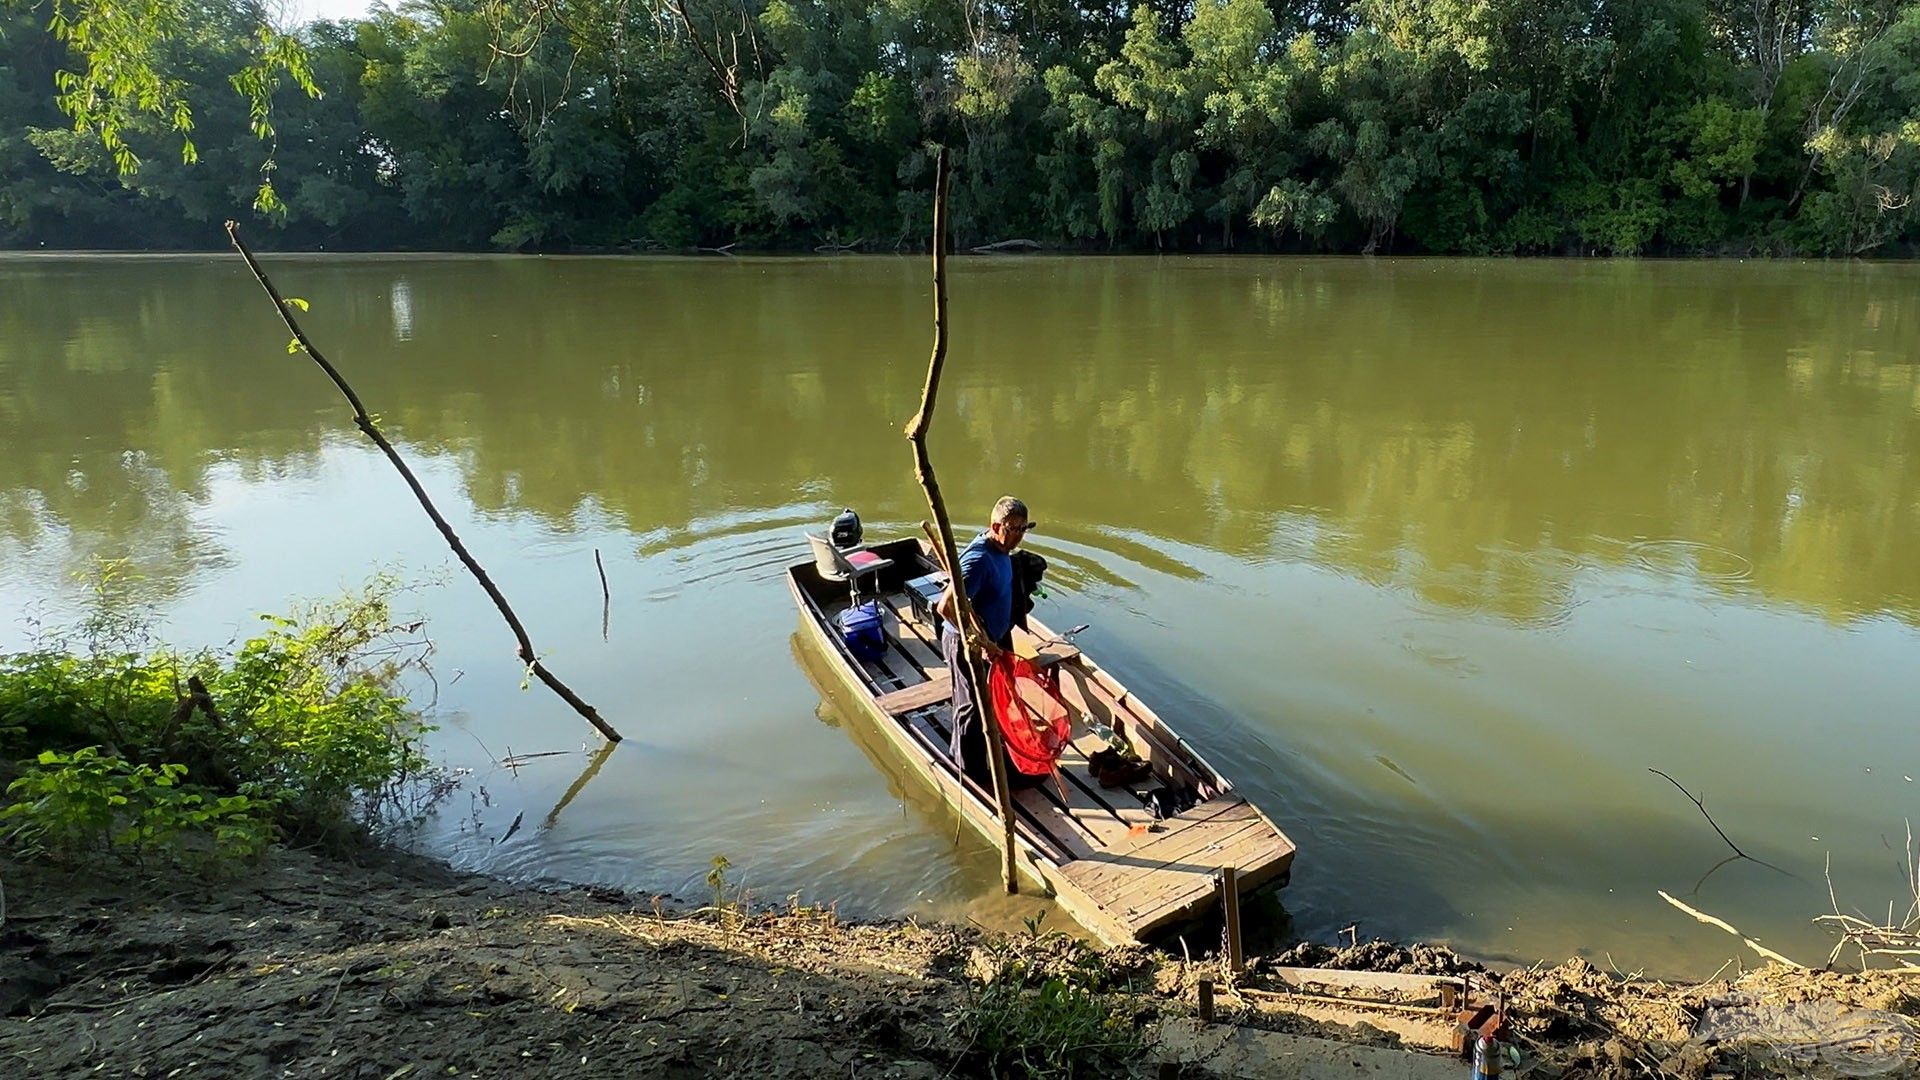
[1011,550,1047,631]
[1144,783,1200,820]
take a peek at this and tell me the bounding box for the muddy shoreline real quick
[3,846,1916,1078]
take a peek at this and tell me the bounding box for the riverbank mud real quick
[2,848,1914,1078]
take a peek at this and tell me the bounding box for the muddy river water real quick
[3,253,1917,976]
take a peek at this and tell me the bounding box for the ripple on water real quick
[1406,570,1491,619]
[1403,547,1590,630]
[630,507,839,602]
[1397,627,1483,677]
[677,531,815,586]
[1626,538,1755,585]
[1488,547,1589,630]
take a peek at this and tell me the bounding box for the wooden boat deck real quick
[790,537,1295,944]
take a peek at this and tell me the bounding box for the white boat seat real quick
[805,531,853,581]
[805,532,893,600]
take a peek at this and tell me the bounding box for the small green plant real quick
[706,854,747,928]
[1,747,269,867]
[953,927,1146,1079]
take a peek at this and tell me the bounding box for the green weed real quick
[953,923,1147,1079]
[2,747,270,867]
[706,854,748,928]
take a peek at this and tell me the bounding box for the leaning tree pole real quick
[902,150,1021,894]
[226,222,622,744]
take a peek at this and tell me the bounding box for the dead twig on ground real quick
[225,222,621,745]
[35,954,236,1014]
[320,966,351,1017]
[1817,827,1920,970]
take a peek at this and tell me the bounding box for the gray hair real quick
[990,496,1028,524]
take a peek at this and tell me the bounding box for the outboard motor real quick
[831,508,863,549]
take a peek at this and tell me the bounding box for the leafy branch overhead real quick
[31,0,318,210]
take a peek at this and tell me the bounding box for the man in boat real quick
[938,495,1035,790]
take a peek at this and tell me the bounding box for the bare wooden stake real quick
[595,547,611,642]
[902,148,1019,895]
[1197,978,1216,1023]
[1221,866,1244,974]
[225,222,622,744]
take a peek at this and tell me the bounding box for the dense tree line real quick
[4,0,1920,254]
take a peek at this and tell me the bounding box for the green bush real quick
[0,566,440,868]
[953,921,1146,1079]
[1,747,269,867]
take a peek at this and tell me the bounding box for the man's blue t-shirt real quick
[959,533,1015,647]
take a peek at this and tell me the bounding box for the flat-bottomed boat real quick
[787,534,1296,945]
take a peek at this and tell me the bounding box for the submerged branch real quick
[1658,889,1805,968]
[1649,767,1793,878]
[224,221,622,745]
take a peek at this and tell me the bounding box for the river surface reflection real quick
[3,253,1917,975]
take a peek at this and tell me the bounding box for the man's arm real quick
[938,583,1003,658]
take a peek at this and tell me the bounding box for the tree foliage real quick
[6,0,1920,253]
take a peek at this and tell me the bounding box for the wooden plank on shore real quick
[1264,968,1464,1002]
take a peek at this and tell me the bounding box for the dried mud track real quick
[0,850,975,1079]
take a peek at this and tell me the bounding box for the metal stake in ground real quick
[224,221,622,745]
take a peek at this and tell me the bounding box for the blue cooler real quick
[839,601,886,661]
